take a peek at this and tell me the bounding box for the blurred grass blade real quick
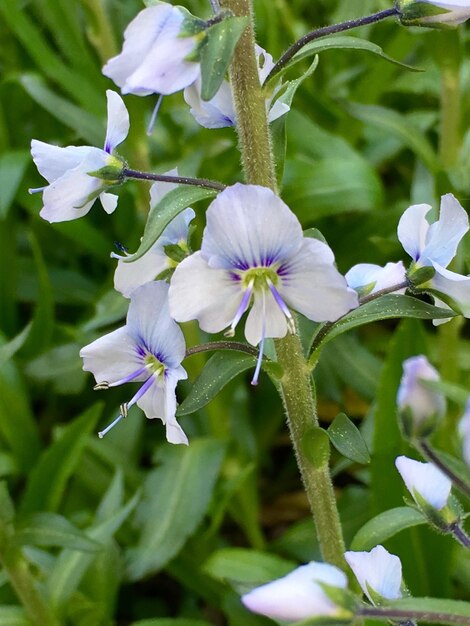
[0,606,32,626]
[350,506,425,550]
[0,151,30,219]
[0,322,32,369]
[16,512,102,552]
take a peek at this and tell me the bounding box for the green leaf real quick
[124,186,217,263]
[0,151,29,219]
[367,597,470,624]
[199,16,248,101]
[16,513,102,552]
[350,506,426,550]
[327,413,370,464]
[126,438,225,580]
[310,295,455,356]
[0,323,31,369]
[19,403,102,515]
[131,621,212,626]
[344,102,440,173]
[278,35,420,80]
[177,351,256,416]
[203,547,296,591]
[0,606,32,626]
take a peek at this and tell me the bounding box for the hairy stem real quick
[123,168,226,192]
[266,7,399,82]
[220,0,347,570]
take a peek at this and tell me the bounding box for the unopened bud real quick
[396,0,470,28]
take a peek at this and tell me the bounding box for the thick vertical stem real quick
[221,0,347,569]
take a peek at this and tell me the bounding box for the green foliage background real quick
[0,0,469,624]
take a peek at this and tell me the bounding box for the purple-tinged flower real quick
[30,90,128,223]
[397,0,470,27]
[395,456,452,510]
[183,46,289,129]
[80,281,188,444]
[241,562,349,621]
[113,171,195,297]
[103,3,200,97]
[346,261,407,297]
[398,193,470,317]
[168,184,358,382]
[397,355,445,438]
[458,398,470,467]
[345,545,403,605]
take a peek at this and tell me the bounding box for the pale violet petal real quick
[268,99,290,123]
[103,5,175,95]
[114,248,168,298]
[244,290,288,346]
[430,262,470,317]
[431,295,454,326]
[104,90,130,153]
[159,207,196,246]
[184,77,236,128]
[421,194,468,268]
[255,45,276,85]
[169,252,241,333]
[202,184,303,269]
[395,456,452,510]
[40,168,101,223]
[345,546,402,603]
[346,262,406,294]
[100,192,118,214]
[397,355,445,424]
[421,0,470,24]
[397,203,432,262]
[242,562,347,621]
[149,167,179,207]
[80,326,146,384]
[346,263,383,290]
[31,140,93,183]
[127,282,186,368]
[459,399,470,466]
[279,238,358,322]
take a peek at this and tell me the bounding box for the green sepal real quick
[163,243,188,264]
[302,427,331,469]
[398,406,441,439]
[154,267,174,282]
[318,583,358,616]
[397,0,456,28]
[407,264,435,287]
[87,157,126,184]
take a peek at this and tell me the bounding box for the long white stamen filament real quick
[147,94,164,136]
[267,278,295,333]
[98,412,125,438]
[251,290,266,386]
[225,278,254,337]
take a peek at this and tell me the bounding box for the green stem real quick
[359,606,469,624]
[80,0,117,63]
[220,0,346,570]
[123,168,226,192]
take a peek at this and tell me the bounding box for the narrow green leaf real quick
[0,606,32,626]
[0,481,15,525]
[366,597,470,624]
[177,352,256,416]
[327,413,370,464]
[350,506,426,551]
[16,513,102,552]
[311,295,455,356]
[344,102,440,173]
[199,16,248,101]
[0,151,29,219]
[131,620,212,626]
[0,323,31,369]
[279,35,420,80]
[126,438,225,580]
[124,186,217,263]
[19,403,102,515]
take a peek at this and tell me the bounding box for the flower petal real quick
[244,290,288,346]
[169,252,242,334]
[31,140,92,183]
[184,77,236,128]
[100,192,119,214]
[395,455,452,510]
[397,355,445,424]
[80,326,146,384]
[279,238,358,322]
[345,546,402,603]
[202,184,303,269]
[104,90,130,153]
[430,262,470,317]
[397,203,432,262]
[241,562,347,621]
[114,248,167,298]
[127,282,186,368]
[422,193,468,267]
[346,261,406,294]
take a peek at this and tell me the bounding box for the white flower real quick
[168,184,358,382]
[458,398,470,466]
[113,170,195,297]
[183,46,289,129]
[398,193,470,317]
[397,355,445,436]
[80,281,188,445]
[30,90,129,223]
[346,261,407,296]
[345,545,403,604]
[398,0,470,26]
[241,562,348,621]
[103,3,200,96]
[395,456,452,510]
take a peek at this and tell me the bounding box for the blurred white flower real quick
[345,545,403,604]
[80,282,188,445]
[397,0,470,27]
[103,3,200,96]
[346,261,407,296]
[395,455,452,510]
[241,562,348,621]
[30,91,128,222]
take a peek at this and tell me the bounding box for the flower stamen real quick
[267,277,295,333]
[225,278,254,337]
[251,290,267,386]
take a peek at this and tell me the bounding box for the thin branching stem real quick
[123,168,226,192]
[266,7,400,82]
[358,606,470,624]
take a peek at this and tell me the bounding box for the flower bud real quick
[241,562,353,622]
[397,355,445,439]
[345,545,404,605]
[396,0,470,28]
